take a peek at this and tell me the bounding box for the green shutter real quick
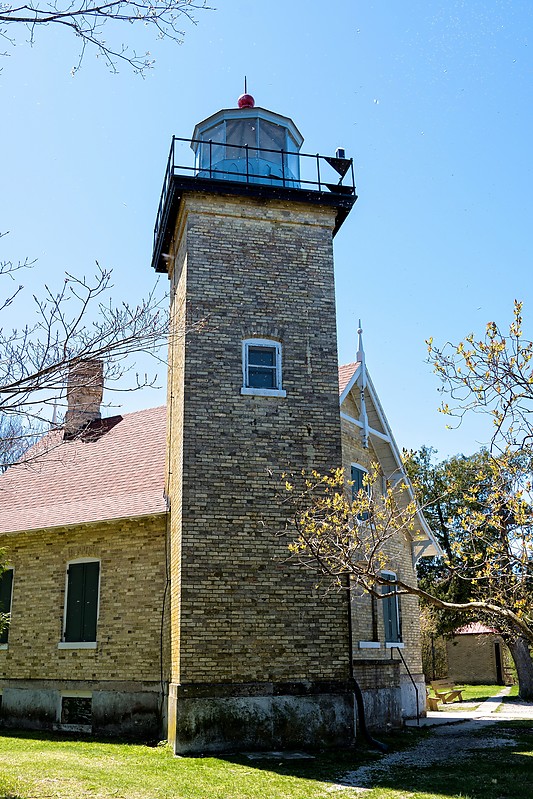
[351,465,364,499]
[81,562,99,641]
[0,569,13,645]
[65,562,99,642]
[381,581,401,643]
[351,466,369,520]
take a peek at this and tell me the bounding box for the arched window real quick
[351,463,370,521]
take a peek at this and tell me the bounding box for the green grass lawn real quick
[429,683,515,709]
[0,718,532,799]
[453,683,507,703]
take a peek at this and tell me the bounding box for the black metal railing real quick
[153,135,356,253]
[390,645,420,726]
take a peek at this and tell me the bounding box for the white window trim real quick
[351,463,368,483]
[61,558,101,646]
[386,642,405,649]
[241,338,286,397]
[358,641,381,649]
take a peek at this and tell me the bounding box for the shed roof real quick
[455,622,499,635]
[0,406,167,535]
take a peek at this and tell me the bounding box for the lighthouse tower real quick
[153,92,357,753]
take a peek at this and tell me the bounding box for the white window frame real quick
[350,463,369,493]
[351,462,371,522]
[58,558,100,650]
[241,338,286,397]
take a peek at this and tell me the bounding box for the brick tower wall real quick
[166,193,354,752]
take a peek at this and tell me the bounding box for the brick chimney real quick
[63,360,103,439]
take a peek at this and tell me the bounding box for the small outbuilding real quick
[447,623,512,685]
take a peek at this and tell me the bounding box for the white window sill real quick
[358,641,381,649]
[385,642,405,649]
[0,643,8,651]
[240,387,286,398]
[58,642,97,650]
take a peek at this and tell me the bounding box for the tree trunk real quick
[507,636,533,700]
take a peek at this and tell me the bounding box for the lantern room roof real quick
[191,106,304,150]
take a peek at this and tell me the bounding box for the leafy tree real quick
[286,303,533,698]
[405,447,533,698]
[428,300,533,452]
[285,451,533,699]
[0,0,209,74]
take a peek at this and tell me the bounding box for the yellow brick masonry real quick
[447,632,505,684]
[0,515,168,683]
[166,193,351,687]
[341,418,424,677]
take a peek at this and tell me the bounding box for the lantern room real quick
[191,93,303,186]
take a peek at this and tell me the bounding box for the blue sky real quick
[1,0,532,460]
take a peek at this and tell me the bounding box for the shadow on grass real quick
[218,721,533,798]
[216,728,423,788]
[0,726,162,747]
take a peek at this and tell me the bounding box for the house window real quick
[0,569,13,645]
[351,464,370,520]
[381,571,402,644]
[241,339,286,397]
[63,560,100,643]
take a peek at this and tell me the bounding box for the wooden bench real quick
[431,680,464,704]
[426,693,440,712]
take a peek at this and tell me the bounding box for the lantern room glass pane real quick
[258,120,286,167]
[226,118,258,160]
[197,123,225,172]
[286,147,300,180]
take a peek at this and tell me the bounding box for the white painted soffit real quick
[340,365,442,558]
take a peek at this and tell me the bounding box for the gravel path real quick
[329,692,533,794]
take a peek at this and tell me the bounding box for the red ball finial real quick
[238,93,255,108]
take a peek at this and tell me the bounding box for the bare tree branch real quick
[0,0,210,73]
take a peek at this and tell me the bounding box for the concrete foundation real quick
[0,680,163,739]
[400,673,426,720]
[352,659,402,730]
[168,681,356,754]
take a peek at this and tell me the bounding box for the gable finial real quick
[356,320,369,448]
[356,319,365,364]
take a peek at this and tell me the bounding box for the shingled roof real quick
[338,362,360,395]
[0,406,167,535]
[0,365,362,536]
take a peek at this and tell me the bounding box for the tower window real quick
[241,339,286,397]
